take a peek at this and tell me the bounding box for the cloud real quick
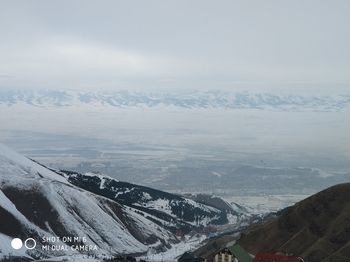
[1,0,350,92]
[0,37,196,89]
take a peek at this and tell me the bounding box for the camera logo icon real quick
[11,238,36,250]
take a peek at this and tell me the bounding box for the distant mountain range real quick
[1,89,349,111]
[0,144,254,261]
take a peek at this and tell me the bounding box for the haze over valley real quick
[1,88,349,202]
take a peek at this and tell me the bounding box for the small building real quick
[213,244,253,262]
[214,247,235,262]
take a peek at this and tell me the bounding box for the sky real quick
[0,0,350,93]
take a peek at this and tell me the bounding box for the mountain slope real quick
[63,171,227,229]
[0,144,227,261]
[239,183,350,262]
[0,144,173,260]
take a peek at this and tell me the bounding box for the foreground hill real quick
[239,183,350,262]
[0,144,233,261]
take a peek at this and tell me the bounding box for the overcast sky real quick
[1,0,350,93]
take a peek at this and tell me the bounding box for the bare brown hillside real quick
[240,183,350,262]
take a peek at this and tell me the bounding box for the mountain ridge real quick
[1,89,349,112]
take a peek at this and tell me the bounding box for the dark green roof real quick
[228,244,253,262]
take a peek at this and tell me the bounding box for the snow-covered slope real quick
[0,144,228,261]
[64,171,227,228]
[0,144,174,260]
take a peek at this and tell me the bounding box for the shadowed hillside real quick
[239,183,350,262]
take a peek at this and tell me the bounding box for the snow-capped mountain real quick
[0,144,232,261]
[63,171,227,228]
[0,89,349,111]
